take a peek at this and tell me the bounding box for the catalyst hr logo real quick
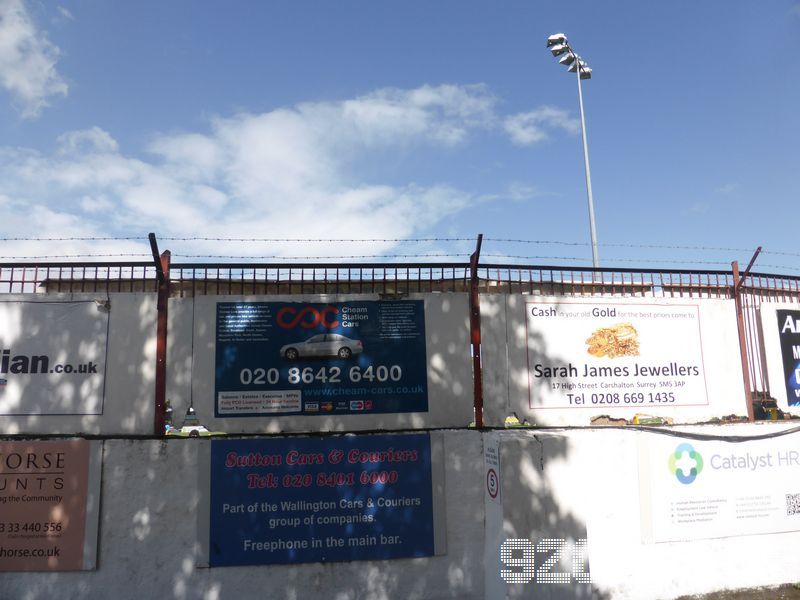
[668,443,704,484]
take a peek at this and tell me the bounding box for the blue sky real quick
[0,1,798,273]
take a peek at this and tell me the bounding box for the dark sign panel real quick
[777,310,800,407]
[214,301,428,417]
[207,434,435,566]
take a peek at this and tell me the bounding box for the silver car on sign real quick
[280,333,364,360]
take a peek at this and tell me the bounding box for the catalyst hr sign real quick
[641,433,800,543]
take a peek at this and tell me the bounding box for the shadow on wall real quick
[507,295,577,420]
[500,433,609,599]
[487,297,609,598]
[1,293,605,599]
[0,293,157,435]
[0,433,488,600]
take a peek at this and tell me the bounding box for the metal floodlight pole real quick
[547,33,600,268]
[575,61,600,269]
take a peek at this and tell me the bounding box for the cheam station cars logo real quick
[668,443,704,484]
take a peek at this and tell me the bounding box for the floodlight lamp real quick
[580,67,592,80]
[558,53,576,66]
[567,59,587,73]
[547,33,567,47]
[550,43,569,57]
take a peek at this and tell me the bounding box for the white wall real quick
[0,293,156,435]
[167,294,474,433]
[485,423,800,599]
[0,290,772,435]
[0,431,485,600]
[2,425,799,599]
[481,295,747,427]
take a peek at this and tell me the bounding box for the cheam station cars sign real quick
[214,301,428,417]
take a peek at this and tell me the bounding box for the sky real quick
[0,0,799,274]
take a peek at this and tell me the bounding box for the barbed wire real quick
[1,253,797,272]
[0,236,146,241]
[160,237,474,243]
[484,238,781,255]
[0,235,797,258]
[481,254,729,265]
[0,235,474,243]
[0,254,152,260]
[0,236,797,271]
[171,253,471,260]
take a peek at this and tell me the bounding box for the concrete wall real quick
[2,290,784,436]
[0,293,156,435]
[3,290,800,598]
[484,423,800,599]
[167,294,473,433]
[0,430,485,600]
[3,424,800,599]
[481,295,747,427]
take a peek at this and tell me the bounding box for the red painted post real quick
[732,261,755,422]
[153,241,171,436]
[469,234,483,428]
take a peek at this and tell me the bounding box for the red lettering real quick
[319,306,340,328]
[225,452,237,468]
[276,305,340,329]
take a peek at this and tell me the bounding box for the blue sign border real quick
[214,300,429,417]
[208,434,434,566]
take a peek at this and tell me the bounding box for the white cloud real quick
[0,85,505,259]
[685,202,710,215]
[336,84,497,146]
[79,194,113,213]
[0,84,578,260]
[56,6,73,21]
[58,127,119,155]
[503,106,580,146]
[715,183,739,195]
[0,0,68,118]
[505,183,545,202]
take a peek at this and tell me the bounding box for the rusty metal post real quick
[732,260,755,422]
[148,233,165,285]
[469,234,483,428]
[150,233,171,436]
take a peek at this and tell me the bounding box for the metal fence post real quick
[732,260,756,422]
[469,234,483,428]
[150,233,171,436]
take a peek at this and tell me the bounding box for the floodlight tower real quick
[547,33,599,269]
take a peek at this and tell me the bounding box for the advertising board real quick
[776,309,800,407]
[525,300,709,411]
[214,301,428,417]
[639,432,800,542]
[0,439,101,571]
[199,433,445,567]
[0,301,108,415]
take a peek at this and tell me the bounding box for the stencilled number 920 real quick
[500,538,591,584]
